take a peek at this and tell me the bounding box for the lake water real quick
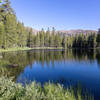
[0,49,100,100]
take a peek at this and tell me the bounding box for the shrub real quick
[0,77,93,100]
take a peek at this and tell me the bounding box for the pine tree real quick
[0,0,15,22]
[0,0,2,3]
[45,28,50,47]
[34,33,40,47]
[5,13,17,48]
[49,27,55,47]
[96,29,100,47]
[19,23,27,47]
[16,22,22,47]
[3,0,15,14]
[40,28,45,47]
[62,34,67,49]
[55,32,62,47]
[0,22,5,48]
[27,28,33,48]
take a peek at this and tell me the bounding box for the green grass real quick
[0,47,64,53]
[0,77,93,100]
[29,47,64,49]
[0,47,32,52]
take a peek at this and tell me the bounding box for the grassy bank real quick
[30,47,64,50]
[0,77,93,100]
[0,47,64,53]
[0,47,32,53]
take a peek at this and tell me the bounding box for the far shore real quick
[0,47,64,53]
[0,47,100,53]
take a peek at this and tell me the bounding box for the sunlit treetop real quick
[0,0,2,3]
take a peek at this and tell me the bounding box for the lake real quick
[0,49,100,100]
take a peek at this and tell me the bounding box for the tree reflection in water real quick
[0,49,100,100]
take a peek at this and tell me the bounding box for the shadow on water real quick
[0,49,100,100]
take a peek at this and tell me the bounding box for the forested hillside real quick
[27,28,100,48]
[0,0,28,49]
[0,0,100,49]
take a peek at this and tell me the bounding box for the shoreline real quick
[0,47,64,53]
[0,47,100,53]
[0,47,32,53]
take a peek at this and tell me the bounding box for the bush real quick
[0,77,93,100]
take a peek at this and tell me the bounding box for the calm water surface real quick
[0,49,100,100]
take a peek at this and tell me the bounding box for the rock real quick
[12,64,19,67]
[0,56,2,59]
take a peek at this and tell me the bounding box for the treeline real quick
[27,28,100,49]
[0,0,100,49]
[0,0,27,49]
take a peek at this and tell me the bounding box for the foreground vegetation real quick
[0,77,93,100]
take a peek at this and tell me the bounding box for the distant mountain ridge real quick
[58,29,97,35]
[26,27,97,35]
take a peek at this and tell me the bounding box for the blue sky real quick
[11,0,100,30]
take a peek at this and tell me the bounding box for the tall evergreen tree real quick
[40,28,45,47]
[62,34,67,48]
[96,29,100,47]
[55,32,62,47]
[0,22,5,48]
[27,28,33,48]
[45,28,50,47]
[5,13,17,48]
[49,27,55,47]
[34,33,40,47]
